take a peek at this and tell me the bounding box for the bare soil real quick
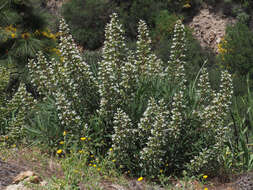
[0,147,246,190]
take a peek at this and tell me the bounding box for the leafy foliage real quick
[0,8,241,180]
[101,15,233,176]
[62,0,116,50]
[219,22,253,76]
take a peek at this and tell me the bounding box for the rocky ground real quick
[0,152,252,190]
[188,6,236,53]
[0,159,25,189]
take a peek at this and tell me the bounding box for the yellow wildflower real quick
[204,188,208,190]
[80,137,86,141]
[11,33,15,38]
[79,150,84,154]
[93,164,96,168]
[9,25,16,32]
[137,177,143,181]
[183,3,191,8]
[97,168,101,171]
[57,149,63,154]
[112,159,116,162]
[109,148,113,151]
[41,31,48,37]
[59,141,64,145]
[63,131,66,136]
[203,175,208,179]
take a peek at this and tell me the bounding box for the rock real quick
[45,0,68,16]
[128,181,144,190]
[24,175,41,184]
[188,7,236,53]
[5,183,30,190]
[0,159,25,188]
[40,180,48,186]
[13,171,41,184]
[233,173,253,190]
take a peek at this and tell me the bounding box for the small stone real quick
[24,175,41,184]
[40,180,48,186]
[13,171,35,184]
[6,183,30,190]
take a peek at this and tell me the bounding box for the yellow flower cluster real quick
[34,29,61,40]
[4,25,17,39]
[38,29,61,40]
[217,38,227,54]
[5,25,17,33]
[217,37,228,62]
[57,149,63,154]
[183,0,191,8]
[2,25,61,41]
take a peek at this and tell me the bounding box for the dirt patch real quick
[0,159,26,189]
[0,147,63,189]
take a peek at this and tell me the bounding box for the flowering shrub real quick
[0,82,37,145]
[0,65,10,135]
[28,18,95,135]
[24,13,233,177]
[105,15,233,176]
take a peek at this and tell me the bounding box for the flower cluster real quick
[28,18,93,133]
[4,83,37,143]
[0,65,10,129]
[97,13,128,116]
[165,19,187,86]
[97,13,164,117]
[135,20,163,78]
[139,98,169,174]
[188,69,233,173]
[110,108,138,169]
[106,15,233,176]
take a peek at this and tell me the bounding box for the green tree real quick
[0,0,56,95]
[220,22,253,77]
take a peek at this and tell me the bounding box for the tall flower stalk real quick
[28,18,93,133]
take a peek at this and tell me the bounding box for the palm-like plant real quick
[0,0,56,95]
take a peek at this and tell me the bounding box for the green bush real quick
[0,82,37,145]
[27,18,96,146]
[26,13,234,178]
[98,15,233,176]
[218,22,253,96]
[62,0,116,50]
[25,97,62,150]
[220,22,253,76]
[0,65,10,135]
[153,10,215,81]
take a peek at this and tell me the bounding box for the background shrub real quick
[62,0,116,50]
[219,22,253,95]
